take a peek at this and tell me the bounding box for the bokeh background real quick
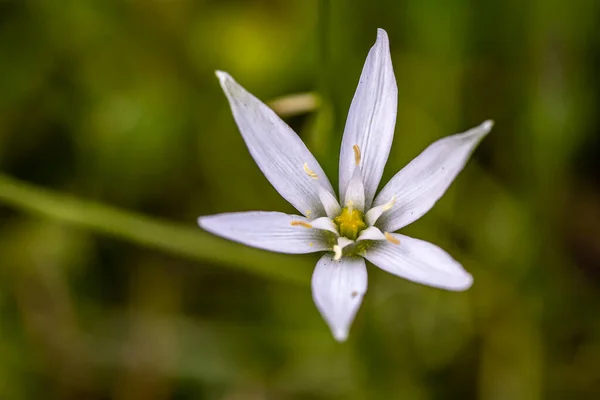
[1,0,600,399]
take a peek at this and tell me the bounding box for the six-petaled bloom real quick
[198,28,493,342]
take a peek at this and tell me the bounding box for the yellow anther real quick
[384,232,400,245]
[303,163,318,179]
[333,245,342,261]
[291,221,313,228]
[353,144,361,166]
[305,210,312,217]
[309,242,314,247]
[334,207,367,241]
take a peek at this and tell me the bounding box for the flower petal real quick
[339,28,398,210]
[310,217,339,235]
[374,120,493,232]
[364,233,473,291]
[343,166,366,212]
[357,226,386,242]
[311,254,367,341]
[364,196,396,226]
[333,236,355,260]
[216,71,335,217]
[318,185,342,219]
[198,211,329,254]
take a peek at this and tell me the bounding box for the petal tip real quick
[481,119,494,132]
[375,28,390,46]
[377,28,387,38]
[453,272,474,291]
[333,328,349,342]
[464,119,494,141]
[215,70,231,84]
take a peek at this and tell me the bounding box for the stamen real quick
[333,245,342,261]
[384,232,400,245]
[303,163,318,179]
[346,200,354,213]
[353,144,361,166]
[365,196,396,226]
[383,196,396,211]
[305,210,312,217]
[291,221,312,228]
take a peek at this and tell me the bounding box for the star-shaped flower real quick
[198,28,493,341]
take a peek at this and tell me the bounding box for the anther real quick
[333,245,342,261]
[303,163,318,179]
[384,232,400,245]
[291,221,313,228]
[353,144,361,166]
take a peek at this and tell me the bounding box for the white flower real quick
[198,28,493,342]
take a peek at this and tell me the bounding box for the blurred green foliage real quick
[1,0,600,399]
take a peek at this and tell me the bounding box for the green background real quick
[1,0,600,398]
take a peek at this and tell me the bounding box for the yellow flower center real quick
[333,207,367,241]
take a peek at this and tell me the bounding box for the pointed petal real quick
[357,226,386,242]
[310,217,339,235]
[312,254,367,341]
[364,196,396,226]
[337,237,355,249]
[216,71,335,217]
[374,120,493,232]
[198,211,329,254]
[332,236,355,260]
[318,185,342,219]
[339,29,398,209]
[364,233,473,291]
[343,166,366,212]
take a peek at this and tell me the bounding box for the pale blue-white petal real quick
[364,233,473,291]
[364,196,396,226]
[333,237,355,260]
[198,211,329,254]
[310,217,339,235]
[311,254,367,341]
[216,71,335,218]
[343,166,366,212]
[339,28,398,210]
[374,120,493,232]
[318,185,342,219]
[356,226,386,242]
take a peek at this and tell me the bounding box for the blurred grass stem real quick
[0,173,308,285]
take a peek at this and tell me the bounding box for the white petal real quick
[198,211,329,254]
[337,237,355,249]
[318,185,342,219]
[216,71,335,217]
[339,29,398,210]
[364,233,473,291]
[343,167,365,212]
[310,217,339,235]
[374,120,493,232]
[332,236,354,260]
[312,254,367,341]
[357,226,386,242]
[364,196,396,226]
